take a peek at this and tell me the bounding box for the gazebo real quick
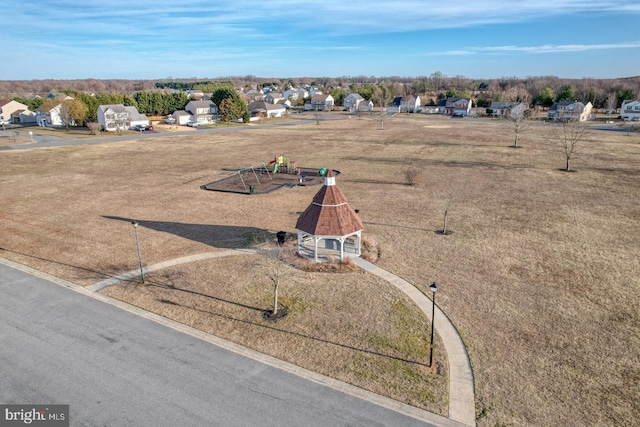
[295,170,363,262]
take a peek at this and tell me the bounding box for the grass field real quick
[0,115,638,426]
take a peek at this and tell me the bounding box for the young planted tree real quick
[605,93,617,114]
[433,180,457,235]
[507,108,530,148]
[554,116,591,172]
[257,247,296,318]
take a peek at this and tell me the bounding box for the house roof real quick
[98,104,128,114]
[187,100,217,108]
[345,93,364,100]
[125,106,147,121]
[311,94,332,101]
[490,101,516,109]
[295,170,363,237]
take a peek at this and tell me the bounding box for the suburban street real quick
[0,261,455,426]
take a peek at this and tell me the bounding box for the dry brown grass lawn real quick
[1,115,639,426]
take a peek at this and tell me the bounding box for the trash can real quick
[276,231,286,245]
[249,185,255,194]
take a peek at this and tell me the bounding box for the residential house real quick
[36,102,65,127]
[264,92,284,104]
[439,98,473,116]
[246,89,264,102]
[282,87,309,103]
[0,99,29,123]
[343,93,364,112]
[97,104,148,131]
[547,101,593,121]
[306,94,334,111]
[171,110,192,125]
[400,95,421,113]
[126,106,149,129]
[13,109,36,123]
[186,90,204,100]
[47,92,73,101]
[489,101,528,117]
[185,100,218,124]
[247,101,286,119]
[387,96,403,113]
[357,100,374,113]
[621,100,640,120]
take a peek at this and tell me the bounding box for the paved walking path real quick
[9,250,476,426]
[351,257,476,426]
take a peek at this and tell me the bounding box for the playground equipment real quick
[235,163,272,191]
[267,154,299,175]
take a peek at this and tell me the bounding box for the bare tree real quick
[433,180,457,235]
[506,108,530,148]
[605,93,617,114]
[404,166,422,186]
[554,117,591,172]
[256,247,296,317]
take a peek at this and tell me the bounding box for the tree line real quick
[11,83,249,127]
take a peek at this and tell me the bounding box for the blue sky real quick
[2,1,640,80]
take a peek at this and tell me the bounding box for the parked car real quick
[145,125,153,131]
[451,114,464,119]
[187,120,199,127]
[133,124,146,131]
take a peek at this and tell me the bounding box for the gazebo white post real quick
[339,236,345,260]
[314,236,319,262]
[297,231,302,256]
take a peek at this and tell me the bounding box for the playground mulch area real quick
[202,167,337,194]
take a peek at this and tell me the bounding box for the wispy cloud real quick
[437,41,640,55]
[3,1,640,79]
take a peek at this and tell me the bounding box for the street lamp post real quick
[131,221,144,283]
[429,281,438,367]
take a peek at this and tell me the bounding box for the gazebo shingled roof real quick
[295,170,362,236]
[295,169,363,261]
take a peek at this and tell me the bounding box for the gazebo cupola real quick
[295,170,363,262]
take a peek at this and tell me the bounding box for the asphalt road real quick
[0,116,337,151]
[0,262,442,426]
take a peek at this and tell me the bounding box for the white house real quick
[284,88,308,102]
[547,101,593,121]
[306,94,334,111]
[400,95,421,113]
[185,100,218,124]
[126,106,149,129]
[36,102,64,127]
[97,104,148,131]
[357,100,374,113]
[171,110,192,125]
[344,93,364,112]
[621,100,640,120]
[247,101,286,118]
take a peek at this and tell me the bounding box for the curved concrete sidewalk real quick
[351,257,476,426]
[10,250,476,426]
